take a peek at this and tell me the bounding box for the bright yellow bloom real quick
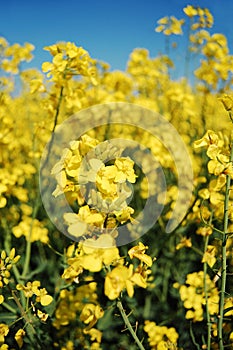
[114,157,137,183]
[193,130,219,148]
[37,309,49,322]
[104,265,133,299]
[0,324,9,344]
[219,94,233,112]
[35,288,53,306]
[114,206,134,224]
[80,303,104,329]
[176,237,192,250]
[14,329,25,349]
[63,206,105,237]
[62,234,120,279]
[144,320,179,349]
[175,271,219,321]
[128,242,153,266]
[17,280,41,297]
[12,216,49,243]
[202,245,216,267]
[183,5,198,17]
[0,345,8,350]
[155,16,184,35]
[104,262,150,300]
[196,226,213,236]
[16,281,53,306]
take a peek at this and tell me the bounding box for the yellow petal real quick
[40,294,53,306]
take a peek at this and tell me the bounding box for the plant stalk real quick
[218,138,233,349]
[117,300,145,350]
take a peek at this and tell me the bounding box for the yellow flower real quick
[0,345,8,350]
[196,226,213,236]
[183,5,198,17]
[176,237,192,250]
[96,165,118,198]
[202,245,216,267]
[37,309,49,322]
[114,206,134,224]
[35,288,53,306]
[104,265,133,300]
[14,329,25,349]
[219,94,233,112]
[176,271,219,321]
[64,206,105,238]
[144,321,179,349]
[84,328,102,343]
[80,304,104,329]
[128,242,153,266]
[0,324,9,344]
[17,281,41,297]
[16,281,53,306]
[155,16,184,35]
[207,159,225,175]
[12,216,49,243]
[193,130,219,148]
[63,212,87,237]
[114,157,137,183]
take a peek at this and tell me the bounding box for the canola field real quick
[1,5,233,350]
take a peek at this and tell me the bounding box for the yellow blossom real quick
[219,94,233,112]
[0,324,9,344]
[144,321,179,349]
[37,309,49,322]
[183,5,198,17]
[155,16,184,35]
[35,288,53,306]
[128,242,153,266]
[80,303,104,329]
[193,130,219,148]
[14,329,25,349]
[176,237,192,250]
[104,265,133,300]
[202,245,216,267]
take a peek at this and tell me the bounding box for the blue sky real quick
[1,0,233,77]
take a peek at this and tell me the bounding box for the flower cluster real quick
[42,42,97,86]
[0,248,20,293]
[52,134,136,240]
[183,5,213,29]
[194,130,233,222]
[155,16,184,36]
[144,321,179,349]
[174,271,219,322]
[62,237,153,300]
[0,38,34,74]
[16,280,53,306]
[53,282,103,349]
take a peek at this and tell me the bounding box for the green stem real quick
[40,85,64,175]
[218,139,233,349]
[203,235,211,350]
[184,17,193,82]
[116,300,145,350]
[11,290,41,348]
[21,194,40,280]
